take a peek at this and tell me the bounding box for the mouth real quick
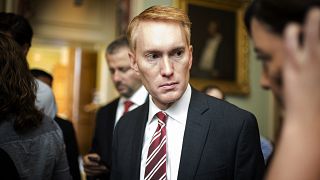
[116,84,126,91]
[159,82,178,90]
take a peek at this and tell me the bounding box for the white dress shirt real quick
[35,79,57,119]
[140,84,192,180]
[115,85,148,127]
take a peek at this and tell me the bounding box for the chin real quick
[120,92,130,98]
[162,93,182,103]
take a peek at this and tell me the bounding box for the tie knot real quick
[123,100,134,114]
[124,100,133,107]
[156,111,168,124]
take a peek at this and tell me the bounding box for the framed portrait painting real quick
[178,0,250,95]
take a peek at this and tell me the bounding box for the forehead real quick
[135,21,187,50]
[251,18,283,50]
[106,47,130,66]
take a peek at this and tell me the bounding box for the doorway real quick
[28,44,98,155]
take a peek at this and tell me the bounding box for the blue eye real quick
[171,49,184,59]
[174,50,183,57]
[146,53,161,61]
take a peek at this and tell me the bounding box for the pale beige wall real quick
[28,0,119,105]
[30,0,111,43]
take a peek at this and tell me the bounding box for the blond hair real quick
[127,5,191,50]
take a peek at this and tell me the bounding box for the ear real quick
[188,45,193,70]
[129,51,139,74]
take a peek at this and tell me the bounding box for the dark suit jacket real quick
[111,89,265,180]
[55,116,81,180]
[89,98,119,180]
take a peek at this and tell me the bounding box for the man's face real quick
[251,18,284,105]
[129,21,193,110]
[106,47,141,98]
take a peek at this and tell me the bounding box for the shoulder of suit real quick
[98,97,120,111]
[121,101,148,119]
[201,92,253,116]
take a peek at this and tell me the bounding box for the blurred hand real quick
[83,153,109,176]
[284,8,320,122]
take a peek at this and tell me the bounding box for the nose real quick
[260,72,270,90]
[160,57,173,77]
[112,70,122,83]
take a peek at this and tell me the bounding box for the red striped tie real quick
[144,111,168,180]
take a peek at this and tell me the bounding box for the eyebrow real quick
[171,46,185,51]
[144,46,186,54]
[144,50,161,54]
[170,46,185,51]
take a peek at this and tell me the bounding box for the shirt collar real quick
[148,84,192,124]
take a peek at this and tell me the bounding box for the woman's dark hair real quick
[0,12,33,47]
[0,33,43,132]
[244,0,320,36]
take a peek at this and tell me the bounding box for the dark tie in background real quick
[123,100,134,115]
[144,111,168,180]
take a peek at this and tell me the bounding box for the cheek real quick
[271,68,283,90]
[271,54,283,82]
[127,70,138,77]
[266,63,282,91]
[138,60,158,78]
[180,61,191,77]
[138,66,154,87]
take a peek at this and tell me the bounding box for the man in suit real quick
[30,69,82,180]
[111,6,265,180]
[83,36,148,180]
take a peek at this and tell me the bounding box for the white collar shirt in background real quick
[35,79,57,119]
[140,84,191,180]
[115,85,148,126]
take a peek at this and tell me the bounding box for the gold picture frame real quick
[178,0,250,95]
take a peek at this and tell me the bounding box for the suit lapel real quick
[108,98,119,134]
[177,89,211,180]
[131,101,149,179]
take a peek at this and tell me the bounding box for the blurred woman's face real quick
[251,18,285,106]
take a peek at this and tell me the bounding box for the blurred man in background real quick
[83,36,148,180]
